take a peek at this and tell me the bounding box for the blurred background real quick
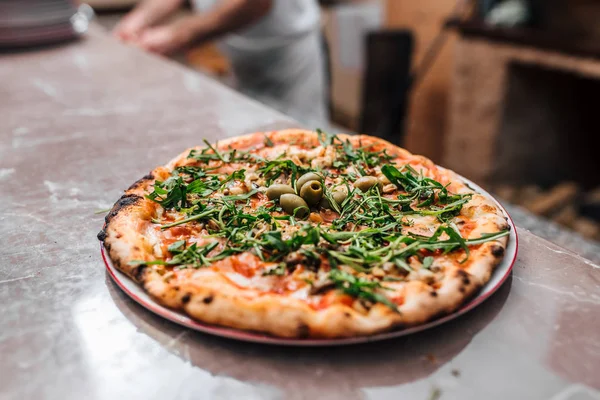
[2,0,599,259]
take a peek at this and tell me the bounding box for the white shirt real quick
[190,0,328,128]
[191,0,320,53]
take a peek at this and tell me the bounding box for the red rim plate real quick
[101,177,518,346]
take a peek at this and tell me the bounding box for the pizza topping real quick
[263,263,286,276]
[280,194,309,218]
[131,131,510,312]
[229,253,260,278]
[329,269,399,312]
[265,184,295,200]
[296,172,323,190]
[321,188,347,210]
[353,176,382,193]
[298,180,323,207]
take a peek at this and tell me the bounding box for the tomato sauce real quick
[230,253,261,278]
[168,225,192,238]
[455,216,476,237]
[311,292,354,310]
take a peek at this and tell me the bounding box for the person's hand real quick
[113,11,151,42]
[137,20,195,55]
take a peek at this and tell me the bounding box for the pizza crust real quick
[99,129,509,338]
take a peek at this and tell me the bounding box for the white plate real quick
[102,177,518,346]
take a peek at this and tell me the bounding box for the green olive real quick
[332,189,348,206]
[296,172,323,193]
[320,189,348,210]
[280,194,309,218]
[299,180,323,206]
[354,176,383,193]
[319,197,331,209]
[266,184,295,200]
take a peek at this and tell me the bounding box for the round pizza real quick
[98,129,510,338]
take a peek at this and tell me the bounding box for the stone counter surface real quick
[1,26,599,400]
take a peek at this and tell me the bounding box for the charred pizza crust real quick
[99,130,509,338]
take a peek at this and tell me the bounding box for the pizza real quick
[98,129,510,338]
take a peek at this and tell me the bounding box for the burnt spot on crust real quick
[427,310,449,323]
[456,269,471,286]
[133,264,147,282]
[127,173,155,191]
[391,322,407,331]
[105,194,143,225]
[202,295,214,304]
[497,218,511,232]
[464,283,482,302]
[181,293,192,304]
[97,194,144,242]
[296,322,310,338]
[491,244,505,258]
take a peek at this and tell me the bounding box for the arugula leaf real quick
[221,169,246,186]
[257,159,309,187]
[257,225,321,261]
[263,263,286,276]
[187,148,221,163]
[160,207,218,229]
[316,128,337,147]
[175,165,211,181]
[186,176,220,197]
[202,139,225,162]
[220,188,258,202]
[130,240,219,268]
[168,240,186,253]
[146,176,188,209]
[329,269,398,312]
[422,256,434,269]
[264,135,274,147]
[188,142,257,164]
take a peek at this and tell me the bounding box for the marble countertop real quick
[1,26,599,400]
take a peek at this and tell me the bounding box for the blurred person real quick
[114,0,329,128]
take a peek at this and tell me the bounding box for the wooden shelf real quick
[446,19,600,60]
